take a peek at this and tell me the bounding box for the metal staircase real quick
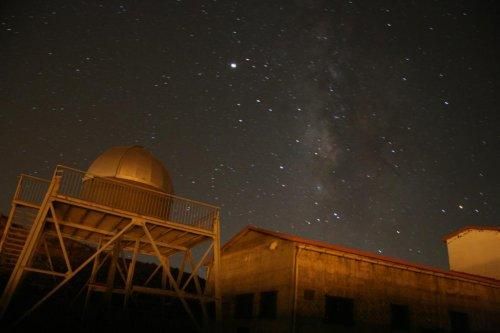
[0,175,48,275]
[0,222,30,273]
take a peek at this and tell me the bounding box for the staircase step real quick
[6,235,28,242]
[6,234,29,240]
[3,241,26,246]
[2,247,24,256]
[4,239,26,246]
[7,229,29,236]
[3,249,22,256]
[3,245,22,249]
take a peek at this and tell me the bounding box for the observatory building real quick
[0,146,221,331]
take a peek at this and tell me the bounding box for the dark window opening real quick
[325,295,354,326]
[391,304,411,330]
[234,293,253,319]
[259,291,277,319]
[304,289,315,300]
[450,311,470,333]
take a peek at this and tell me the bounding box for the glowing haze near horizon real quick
[0,0,498,268]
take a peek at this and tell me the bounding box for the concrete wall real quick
[446,229,500,280]
[295,245,500,333]
[219,230,295,332]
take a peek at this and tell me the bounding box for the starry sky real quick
[0,0,498,269]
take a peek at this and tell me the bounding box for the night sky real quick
[1,0,498,269]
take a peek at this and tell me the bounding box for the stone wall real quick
[295,245,500,333]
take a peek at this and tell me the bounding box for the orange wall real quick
[447,229,500,280]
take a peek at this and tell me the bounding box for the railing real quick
[54,166,218,231]
[14,175,51,206]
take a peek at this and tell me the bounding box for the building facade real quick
[220,226,500,333]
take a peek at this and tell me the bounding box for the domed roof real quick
[87,146,173,194]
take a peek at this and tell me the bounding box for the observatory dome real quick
[87,146,173,194]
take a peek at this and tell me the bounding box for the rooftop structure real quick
[444,226,500,280]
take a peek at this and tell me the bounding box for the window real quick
[234,293,253,319]
[304,289,315,300]
[259,291,277,319]
[450,311,470,333]
[325,295,354,326]
[391,304,410,330]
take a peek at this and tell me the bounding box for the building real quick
[444,226,500,280]
[220,226,500,333]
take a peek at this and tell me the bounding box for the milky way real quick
[0,0,498,268]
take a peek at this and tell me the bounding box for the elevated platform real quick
[0,165,221,331]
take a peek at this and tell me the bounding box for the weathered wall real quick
[220,230,295,332]
[447,229,500,280]
[295,245,500,333]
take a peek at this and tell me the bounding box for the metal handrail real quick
[11,167,219,231]
[14,175,51,206]
[54,165,219,209]
[54,165,218,231]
